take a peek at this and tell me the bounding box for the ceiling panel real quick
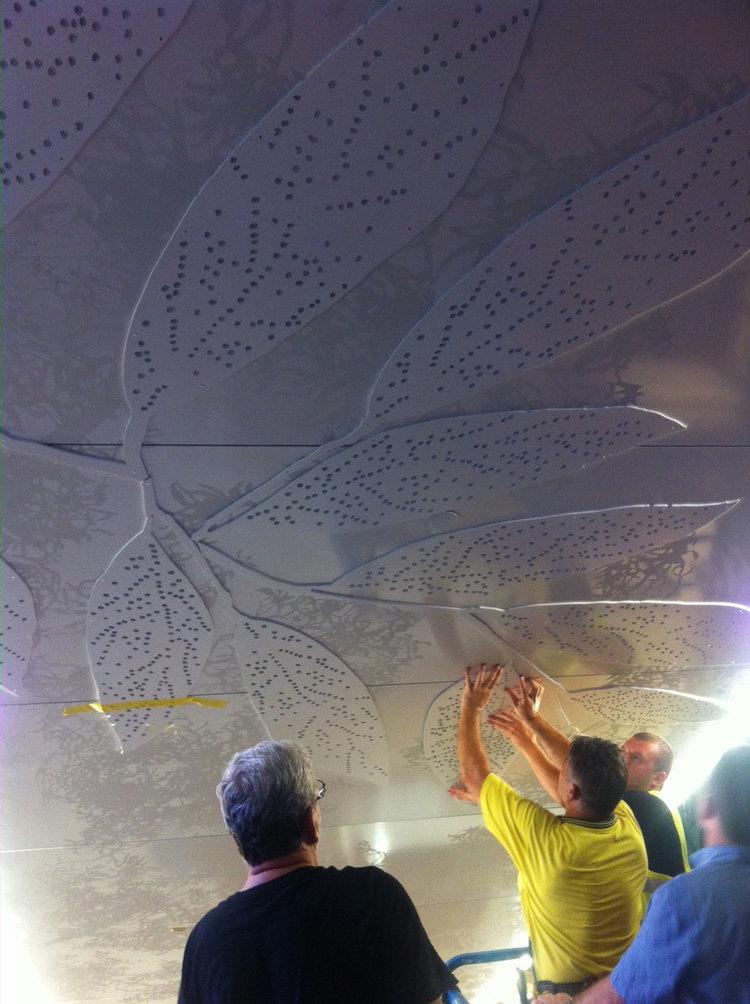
[144,2,750,447]
[204,548,507,686]
[2,1,191,222]
[1,682,484,853]
[3,0,384,445]
[0,694,265,853]
[1,450,144,704]
[3,2,750,1002]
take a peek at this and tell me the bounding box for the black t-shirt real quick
[622,790,686,877]
[178,865,457,1003]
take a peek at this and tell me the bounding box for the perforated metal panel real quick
[322,502,734,604]
[86,523,213,747]
[422,671,576,790]
[235,617,388,781]
[212,406,681,535]
[570,686,725,726]
[1,1,190,222]
[1,559,36,696]
[364,95,750,428]
[481,601,750,672]
[122,0,538,433]
[423,678,516,786]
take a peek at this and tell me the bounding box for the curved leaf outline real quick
[363,94,750,429]
[86,521,214,749]
[320,502,736,604]
[123,0,539,436]
[2,2,191,223]
[235,616,388,782]
[1,559,37,695]
[569,686,725,727]
[480,601,750,672]
[200,405,683,538]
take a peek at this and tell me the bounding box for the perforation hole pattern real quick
[235,618,387,780]
[1,1,190,222]
[423,679,516,785]
[237,407,680,534]
[367,95,750,427]
[484,602,750,670]
[86,529,213,743]
[123,0,538,419]
[1,559,36,693]
[327,503,732,605]
[570,686,725,725]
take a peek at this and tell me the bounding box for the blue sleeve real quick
[610,879,692,1004]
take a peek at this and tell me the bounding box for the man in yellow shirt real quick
[505,679,689,892]
[453,664,647,998]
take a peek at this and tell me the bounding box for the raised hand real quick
[505,675,544,722]
[487,708,534,750]
[461,663,505,713]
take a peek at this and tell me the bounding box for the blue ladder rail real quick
[442,947,532,1004]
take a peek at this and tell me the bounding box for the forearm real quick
[573,975,624,1003]
[528,714,571,768]
[530,975,624,1003]
[515,736,561,804]
[458,706,491,799]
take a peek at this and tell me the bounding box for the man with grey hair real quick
[178,740,457,1003]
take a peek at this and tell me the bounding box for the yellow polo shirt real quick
[480,773,647,984]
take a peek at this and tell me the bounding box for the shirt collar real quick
[689,844,750,869]
[561,814,616,829]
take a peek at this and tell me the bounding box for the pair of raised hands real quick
[461,662,544,723]
[449,664,545,803]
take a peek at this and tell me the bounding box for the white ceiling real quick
[2,2,750,1002]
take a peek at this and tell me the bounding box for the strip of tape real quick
[63,696,228,717]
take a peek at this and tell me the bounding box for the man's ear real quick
[301,805,320,846]
[698,792,717,825]
[651,770,667,791]
[567,781,581,804]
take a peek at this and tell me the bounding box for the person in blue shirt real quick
[532,744,750,1003]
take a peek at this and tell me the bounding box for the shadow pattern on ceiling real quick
[193,90,750,536]
[5,2,749,777]
[122,0,540,461]
[1,1,191,223]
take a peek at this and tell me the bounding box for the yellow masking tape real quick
[63,696,227,717]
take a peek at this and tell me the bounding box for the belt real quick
[535,976,597,995]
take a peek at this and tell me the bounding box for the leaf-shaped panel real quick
[423,671,576,791]
[570,687,725,727]
[1,2,191,223]
[322,502,734,605]
[235,618,388,782]
[481,602,750,673]
[220,407,681,535]
[365,95,750,428]
[1,560,37,695]
[123,0,538,423]
[86,525,213,748]
[423,679,515,786]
